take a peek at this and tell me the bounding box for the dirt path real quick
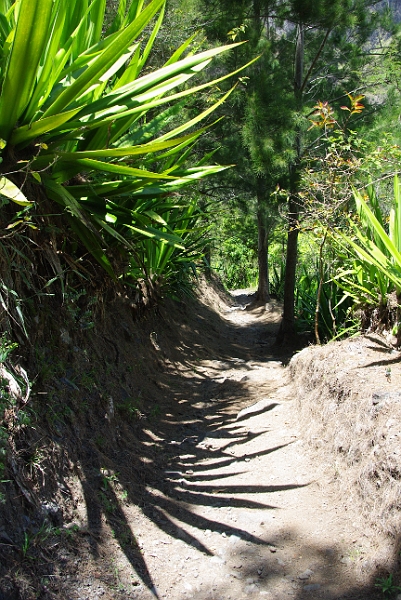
[78,288,387,600]
[3,280,400,600]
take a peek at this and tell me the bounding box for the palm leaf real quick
[0,0,54,141]
[42,0,165,118]
[0,0,254,284]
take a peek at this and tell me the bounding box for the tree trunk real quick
[256,202,270,301]
[276,24,304,345]
[203,244,211,278]
[248,178,270,309]
[276,191,299,342]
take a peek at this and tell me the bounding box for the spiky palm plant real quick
[333,178,401,303]
[331,177,401,338]
[0,0,254,280]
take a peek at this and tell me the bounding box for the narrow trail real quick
[105,289,384,600]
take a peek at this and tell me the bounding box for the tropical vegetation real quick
[192,0,401,344]
[2,1,401,594]
[0,0,255,340]
[0,0,401,345]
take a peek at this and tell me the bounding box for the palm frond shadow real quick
[236,402,279,422]
[33,290,396,600]
[55,291,294,596]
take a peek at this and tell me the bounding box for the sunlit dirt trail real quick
[97,288,385,600]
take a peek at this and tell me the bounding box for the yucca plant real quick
[0,0,255,279]
[127,195,209,298]
[333,177,401,301]
[295,261,354,342]
[331,176,401,337]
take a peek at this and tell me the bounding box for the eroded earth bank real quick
[1,278,401,599]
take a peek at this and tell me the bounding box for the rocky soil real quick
[1,279,400,599]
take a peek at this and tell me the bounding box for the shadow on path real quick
[3,284,398,599]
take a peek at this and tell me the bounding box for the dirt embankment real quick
[290,335,401,539]
[1,277,400,600]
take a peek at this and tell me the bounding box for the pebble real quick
[229,534,241,544]
[210,556,226,565]
[230,571,244,580]
[298,569,314,580]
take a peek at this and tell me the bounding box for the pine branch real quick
[300,28,331,94]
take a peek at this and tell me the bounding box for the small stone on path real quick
[298,569,314,580]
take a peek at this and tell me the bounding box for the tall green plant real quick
[295,260,355,342]
[333,177,401,306]
[127,196,209,297]
[0,0,255,278]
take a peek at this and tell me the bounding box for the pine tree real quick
[200,0,391,342]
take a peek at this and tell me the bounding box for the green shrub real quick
[0,0,255,291]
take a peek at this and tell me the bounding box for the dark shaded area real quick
[189,532,392,600]
[236,401,279,422]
